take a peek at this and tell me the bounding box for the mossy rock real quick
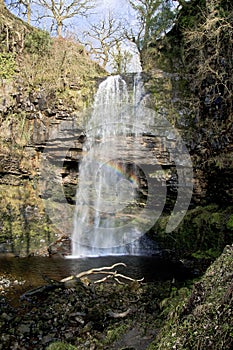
[0,183,55,256]
[104,324,129,344]
[150,205,233,259]
[227,214,233,230]
[147,244,233,350]
[46,342,77,350]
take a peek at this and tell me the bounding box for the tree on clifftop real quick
[83,13,124,70]
[125,0,176,63]
[35,0,95,37]
[5,0,32,24]
[183,0,233,121]
[5,0,96,36]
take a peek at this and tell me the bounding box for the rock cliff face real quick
[0,4,106,255]
[0,67,232,257]
[0,82,85,255]
[0,75,73,254]
[139,0,233,260]
[0,70,190,256]
[0,2,232,258]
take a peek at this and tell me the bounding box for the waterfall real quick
[70,72,193,257]
[72,74,150,257]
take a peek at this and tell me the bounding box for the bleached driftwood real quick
[60,262,144,285]
[20,263,143,300]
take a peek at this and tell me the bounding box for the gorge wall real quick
[0,1,232,258]
[1,69,232,258]
[140,0,233,260]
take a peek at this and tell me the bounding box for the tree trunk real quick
[0,0,6,10]
[27,4,31,24]
[57,22,63,37]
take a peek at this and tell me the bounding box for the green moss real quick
[0,183,55,256]
[46,342,77,350]
[24,30,51,55]
[147,245,233,350]
[0,53,16,79]
[191,248,220,259]
[151,205,233,259]
[227,215,233,230]
[104,324,129,344]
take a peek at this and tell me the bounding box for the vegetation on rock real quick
[143,0,233,263]
[46,343,77,350]
[151,204,233,261]
[0,1,232,349]
[147,244,233,350]
[0,52,16,79]
[147,0,233,181]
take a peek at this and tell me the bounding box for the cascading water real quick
[71,71,193,257]
[72,74,154,257]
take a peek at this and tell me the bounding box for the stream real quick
[0,255,192,304]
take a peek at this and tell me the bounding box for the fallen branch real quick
[20,263,143,300]
[61,262,127,282]
[20,282,64,300]
[61,262,144,285]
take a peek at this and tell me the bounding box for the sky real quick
[96,0,131,16]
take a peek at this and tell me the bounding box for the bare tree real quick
[5,0,32,24]
[111,41,132,74]
[83,13,123,70]
[34,0,95,37]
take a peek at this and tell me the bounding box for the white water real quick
[70,72,193,258]
[72,74,151,257]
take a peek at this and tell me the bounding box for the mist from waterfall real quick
[71,73,156,257]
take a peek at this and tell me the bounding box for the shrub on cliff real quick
[24,30,52,55]
[0,52,15,79]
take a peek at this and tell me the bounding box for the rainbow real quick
[101,160,140,188]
